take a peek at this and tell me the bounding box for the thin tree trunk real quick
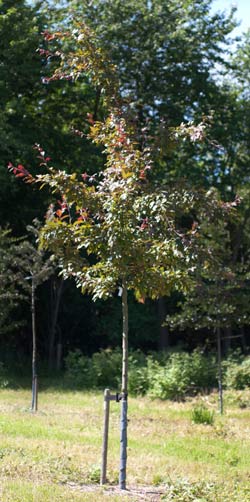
[31,279,38,412]
[49,277,64,370]
[119,282,128,490]
[217,326,223,415]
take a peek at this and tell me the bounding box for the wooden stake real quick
[101,388,110,484]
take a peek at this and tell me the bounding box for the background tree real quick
[12,221,54,410]
[68,0,236,124]
[165,210,250,412]
[0,0,104,232]
[168,29,250,351]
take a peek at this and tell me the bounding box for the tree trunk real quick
[157,297,169,351]
[31,279,38,412]
[48,277,64,370]
[119,282,128,490]
[217,326,223,415]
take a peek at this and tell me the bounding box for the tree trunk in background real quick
[48,277,64,370]
[119,282,128,490]
[31,279,38,412]
[217,326,223,415]
[158,297,169,351]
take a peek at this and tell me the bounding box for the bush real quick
[65,348,122,389]
[65,348,148,392]
[128,365,149,395]
[92,348,122,388]
[128,350,148,396]
[64,348,250,398]
[187,350,217,390]
[225,356,250,390]
[148,357,190,400]
[64,350,97,388]
[148,351,217,400]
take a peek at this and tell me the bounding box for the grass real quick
[191,404,215,425]
[0,386,250,501]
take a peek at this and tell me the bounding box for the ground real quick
[0,385,249,501]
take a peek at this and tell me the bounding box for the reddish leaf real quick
[139,170,146,180]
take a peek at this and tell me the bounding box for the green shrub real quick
[128,365,149,395]
[187,349,217,390]
[226,356,250,390]
[92,348,122,388]
[64,348,250,398]
[148,351,217,400]
[127,350,148,396]
[65,348,147,392]
[191,405,215,425]
[64,350,97,388]
[65,348,122,389]
[148,357,190,400]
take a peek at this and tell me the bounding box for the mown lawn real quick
[0,386,249,501]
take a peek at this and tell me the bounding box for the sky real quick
[212,0,250,36]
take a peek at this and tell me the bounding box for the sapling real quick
[12,221,54,411]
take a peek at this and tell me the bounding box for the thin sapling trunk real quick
[31,278,38,411]
[217,326,223,415]
[119,282,128,490]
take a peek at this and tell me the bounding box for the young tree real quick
[9,22,233,488]
[165,211,249,412]
[0,224,56,401]
[12,221,54,411]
